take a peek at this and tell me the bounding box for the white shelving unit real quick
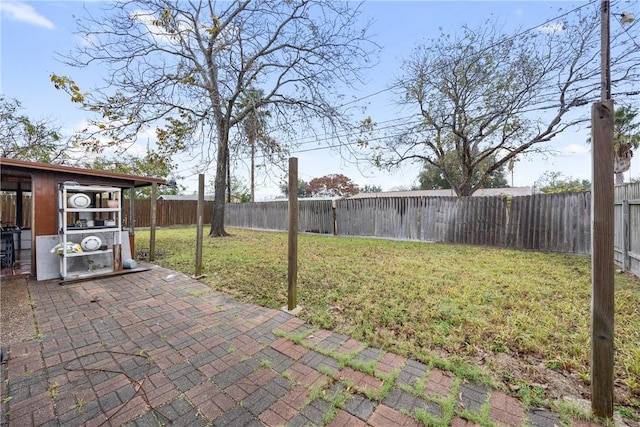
[58,183,122,279]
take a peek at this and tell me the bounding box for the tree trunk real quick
[209,136,230,237]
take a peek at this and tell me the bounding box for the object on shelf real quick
[51,242,83,255]
[95,220,105,226]
[86,220,95,227]
[105,220,116,227]
[68,193,92,208]
[107,200,119,208]
[80,236,102,252]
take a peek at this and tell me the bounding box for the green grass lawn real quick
[136,226,640,414]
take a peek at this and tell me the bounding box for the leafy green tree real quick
[613,106,640,184]
[360,184,382,193]
[236,88,279,202]
[53,1,377,236]
[86,154,183,198]
[280,179,308,198]
[418,157,508,191]
[0,96,67,163]
[367,7,639,196]
[208,175,250,203]
[534,171,590,194]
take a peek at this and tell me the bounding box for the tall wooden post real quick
[195,174,205,278]
[128,186,135,259]
[149,182,157,262]
[591,0,615,418]
[287,157,299,310]
[591,101,615,419]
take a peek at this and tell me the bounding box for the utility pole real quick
[590,0,615,419]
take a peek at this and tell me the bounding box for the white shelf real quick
[63,208,120,213]
[63,267,114,280]
[64,227,120,235]
[61,249,113,258]
[58,183,122,279]
[63,185,121,193]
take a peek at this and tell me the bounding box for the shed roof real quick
[0,158,167,190]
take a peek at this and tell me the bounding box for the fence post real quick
[195,174,205,278]
[287,158,298,310]
[622,199,629,271]
[149,183,157,262]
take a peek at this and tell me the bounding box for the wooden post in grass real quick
[150,182,157,262]
[591,1,615,418]
[591,101,615,419]
[194,174,205,278]
[287,157,298,310]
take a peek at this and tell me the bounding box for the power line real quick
[175,0,613,179]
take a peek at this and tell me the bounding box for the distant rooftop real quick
[158,194,215,201]
[348,187,533,199]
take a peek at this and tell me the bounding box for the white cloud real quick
[0,1,55,29]
[538,22,565,34]
[563,143,589,154]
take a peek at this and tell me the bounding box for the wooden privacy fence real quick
[226,200,335,234]
[0,194,32,228]
[335,193,591,253]
[121,199,214,228]
[614,182,640,277]
[224,193,592,254]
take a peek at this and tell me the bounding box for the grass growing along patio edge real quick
[135,226,640,419]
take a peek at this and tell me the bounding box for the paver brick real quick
[458,382,489,414]
[288,362,331,389]
[375,352,406,377]
[270,338,309,360]
[489,391,526,426]
[368,404,421,427]
[327,409,368,427]
[259,408,289,426]
[424,368,455,397]
[450,416,483,426]
[337,366,383,396]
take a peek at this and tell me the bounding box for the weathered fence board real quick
[224,200,334,233]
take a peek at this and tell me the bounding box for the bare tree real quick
[367,6,639,196]
[56,0,378,235]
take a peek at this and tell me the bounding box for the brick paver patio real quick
[0,265,602,426]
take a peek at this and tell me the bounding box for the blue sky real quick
[2,1,639,198]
